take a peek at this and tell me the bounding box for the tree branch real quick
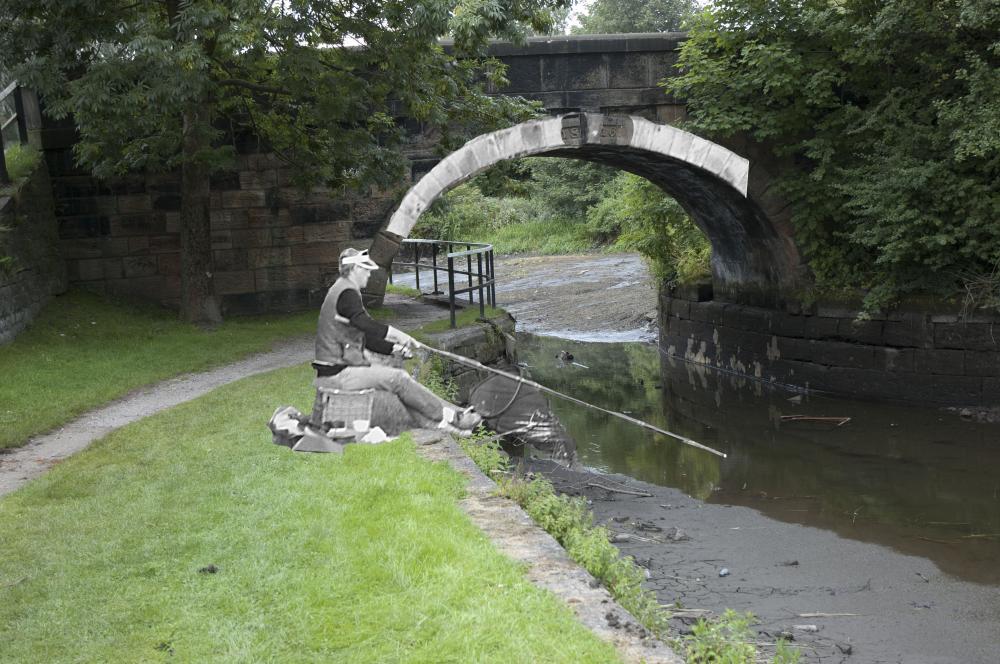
[217,78,291,96]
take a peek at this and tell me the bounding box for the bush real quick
[415,183,593,255]
[588,172,711,283]
[3,143,40,182]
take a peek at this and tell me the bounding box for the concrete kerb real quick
[412,430,682,664]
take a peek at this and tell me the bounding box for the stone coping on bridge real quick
[440,32,686,56]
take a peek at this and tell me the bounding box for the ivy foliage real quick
[666,0,1000,308]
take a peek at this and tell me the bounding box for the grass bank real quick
[0,363,621,663]
[0,290,318,449]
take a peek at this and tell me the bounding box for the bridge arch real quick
[373,113,803,300]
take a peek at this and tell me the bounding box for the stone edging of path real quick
[411,429,682,664]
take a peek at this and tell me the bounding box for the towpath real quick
[0,293,444,497]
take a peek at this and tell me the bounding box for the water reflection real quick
[517,333,1000,585]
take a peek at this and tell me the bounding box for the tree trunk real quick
[179,105,222,325]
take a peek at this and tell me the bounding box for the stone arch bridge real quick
[371,33,805,304]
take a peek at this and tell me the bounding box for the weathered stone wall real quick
[42,128,402,314]
[659,284,1000,408]
[0,165,67,344]
[485,33,686,121]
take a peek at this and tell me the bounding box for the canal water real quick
[516,332,1000,587]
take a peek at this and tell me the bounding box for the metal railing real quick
[389,239,496,329]
[0,81,29,185]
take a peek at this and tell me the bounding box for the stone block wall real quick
[44,141,402,315]
[486,33,686,121]
[659,285,1000,408]
[0,165,67,344]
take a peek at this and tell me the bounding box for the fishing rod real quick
[417,343,727,459]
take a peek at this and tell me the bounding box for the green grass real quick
[385,283,422,298]
[0,290,319,449]
[0,364,622,663]
[484,218,593,255]
[415,305,505,336]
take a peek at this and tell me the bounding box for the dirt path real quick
[0,294,445,498]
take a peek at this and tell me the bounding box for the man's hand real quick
[392,343,414,359]
[386,326,420,350]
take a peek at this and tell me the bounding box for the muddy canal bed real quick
[516,334,1000,664]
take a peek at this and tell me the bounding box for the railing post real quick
[477,251,485,318]
[12,87,28,145]
[431,244,440,294]
[488,249,496,307]
[447,255,456,329]
[466,244,473,304]
[413,242,420,292]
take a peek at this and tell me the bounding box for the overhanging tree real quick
[571,0,697,34]
[0,0,567,323]
[667,0,1000,309]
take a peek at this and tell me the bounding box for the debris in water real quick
[787,394,803,404]
[779,560,800,567]
[780,415,851,427]
[666,527,690,542]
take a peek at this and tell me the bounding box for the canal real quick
[516,333,1000,587]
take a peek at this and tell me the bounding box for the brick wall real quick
[659,284,1000,408]
[0,165,67,344]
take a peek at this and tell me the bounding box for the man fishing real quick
[313,247,482,436]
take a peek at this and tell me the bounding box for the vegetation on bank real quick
[0,364,622,663]
[0,290,317,449]
[667,0,1000,311]
[415,158,712,285]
